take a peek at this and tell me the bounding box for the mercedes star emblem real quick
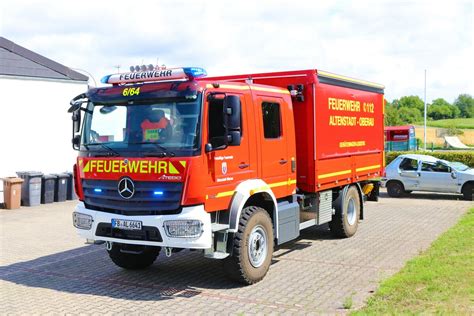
[118,177,135,199]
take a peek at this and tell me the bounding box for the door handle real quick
[239,163,250,169]
[279,159,288,165]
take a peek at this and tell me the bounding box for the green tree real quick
[428,98,460,120]
[398,106,422,124]
[398,95,425,112]
[385,104,402,126]
[454,94,474,118]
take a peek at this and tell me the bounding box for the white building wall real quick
[0,76,88,203]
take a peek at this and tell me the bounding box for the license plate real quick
[111,219,142,231]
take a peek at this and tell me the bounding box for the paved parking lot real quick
[0,191,471,314]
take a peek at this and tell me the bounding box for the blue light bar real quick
[182,67,207,80]
[94,188,102,193]
[154,191,164,196]
[100,75,111,84]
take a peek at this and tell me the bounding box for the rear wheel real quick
[107,243,160,270]
[329,186,360,238]
[462,183,473,201]
[387,181,404,197]
[223,206,274,285]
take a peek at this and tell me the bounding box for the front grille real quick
[83,179,183,216]
[96,223,162,242]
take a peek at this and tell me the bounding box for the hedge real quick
[386,151,474,168]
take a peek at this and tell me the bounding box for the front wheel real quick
[386,181,404,197]
[329,186,361,238]
[107,243,160,270]
[223,206,274,285]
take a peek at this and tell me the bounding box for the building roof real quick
[0,37,88,82]
[385,125,414,131]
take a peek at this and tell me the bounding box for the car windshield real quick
[81,96,201,157]
[448,161,470,171]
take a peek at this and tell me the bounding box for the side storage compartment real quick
[276,201,300,245]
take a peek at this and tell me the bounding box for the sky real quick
[1,0,472,103]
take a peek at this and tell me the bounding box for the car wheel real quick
[462,183,473,201]
[387,181,404,197]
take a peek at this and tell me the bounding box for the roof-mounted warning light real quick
[100,66,207,85]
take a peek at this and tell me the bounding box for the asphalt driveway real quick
[0,190,471,314]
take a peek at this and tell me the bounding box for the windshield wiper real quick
[135,142,176,157]
[86,143,121,157]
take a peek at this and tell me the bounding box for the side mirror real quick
[72,110,81,134]
[451,171,457,179]
[227,131,241,146]
[72,134,81,150]
[223,95,241,131]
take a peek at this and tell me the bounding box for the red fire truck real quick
[69,66,384,284]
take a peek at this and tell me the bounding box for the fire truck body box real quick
[205,69,385,193]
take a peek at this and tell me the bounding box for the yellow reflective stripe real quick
[249,185,270,195]
[251,86,290,94]
[269,181,287,188]
[205,84,249,90]
[318,70,385,89]
[356,164,381,172]
[318,169,351,180]
[215,191,235,198]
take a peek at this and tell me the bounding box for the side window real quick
[261,102,281,139]
[399,158,418,171]
[421,162,435,172]
[434,162,450,173]
[208,96,225,141]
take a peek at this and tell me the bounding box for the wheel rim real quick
[347,197,356,226]
[395,184,402,194]
[248,225,267,268]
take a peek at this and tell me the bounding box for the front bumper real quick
[73,202,212,249]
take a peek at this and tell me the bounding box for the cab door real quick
[204,92,255,211]
[256,95,291,198]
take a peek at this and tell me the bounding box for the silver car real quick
[381,154,474,200]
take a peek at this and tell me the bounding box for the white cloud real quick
[1,0,472,102]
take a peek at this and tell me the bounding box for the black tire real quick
[108,243,160,270]
[386,181,404,197]
[462,183,473,201]
[329,186,360,238]
[223,206,274,285]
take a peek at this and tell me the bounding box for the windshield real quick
[81,96,202,157]
[448,161,470,171]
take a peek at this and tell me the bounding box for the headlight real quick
[73,212,93,230]
[163,220,203,238]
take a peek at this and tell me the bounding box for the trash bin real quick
[16,171,43,206]
[54,173,68,202]
[41,174,56,204]
[2,177,24,209]
[65,172,77,200]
